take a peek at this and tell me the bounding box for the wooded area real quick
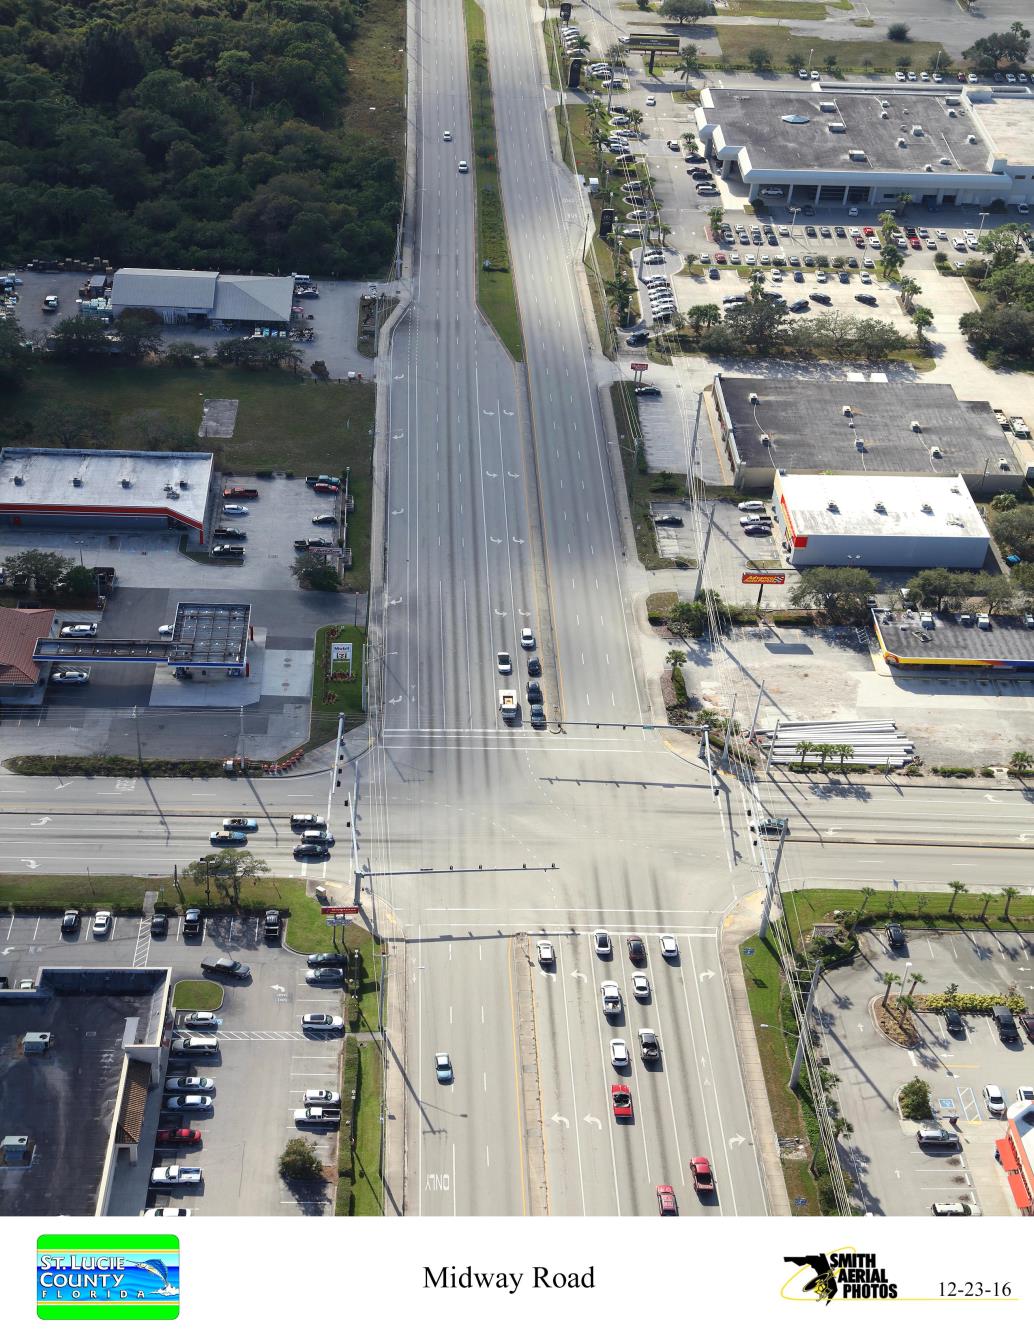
[0,0,401,275]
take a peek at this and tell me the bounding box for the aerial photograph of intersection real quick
[2,0,1034,1226]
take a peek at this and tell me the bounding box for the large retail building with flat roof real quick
[695,87,1034,208]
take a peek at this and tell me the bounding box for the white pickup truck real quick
[499,689,518,720]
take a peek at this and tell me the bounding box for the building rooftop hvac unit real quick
[855,438,865,451]
[759,434,770,446]
[929,445,943,459]
[911,124,924,136]
[848,149,867,161]
[842,404,852,417]
[818,101,836,112]
[1,1136,30,1165]
[967,134,977,143]
[880,111,889,119]
[828,122,846,133]
[749,392,759,404]
[897,138,908,147]
[874,500,887,513]
[911,420,921,432]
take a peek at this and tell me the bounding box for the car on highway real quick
[183,1011,218,1027]
[294,843,329,859]
[593,929,611,957]
[529,703,546,726]
[442,129,452,141]
[165,1077,215,1093]
[757,816,788,836]
[458,160,469,172]
[51,669,90,684]
[601,981,622,1015]
[61,909,80,933]
[496,651,512,674]
[92,910,112,936]
[435,1052,453,1082]
[305,1088,341,1105]
[302,1013,343,1031]
[631,972,650,1000]
[307,952,347,968]
[222,503,249,516]
[983,1084,1007,1116]
[627,935,646,964]
[156,1128,202,1147]
[306,967,345,985]
[150,1165,203,1186]
[164,1095,213,1111]
[526,679,543,704]
[222,816,258,831]
[520,626,535,650]
[536,940,555,966]
[656,1185,678,1215]
[611,1084,633,1119]
[527,656,542,678]
[610,1039,629,1067]
[659,934,678,959]
[638,1028,660,1061]
[210,829,247,845]
[886,923,906,949]
[691,1156,715,1194]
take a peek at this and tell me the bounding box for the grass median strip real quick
[464,0,524,362]
[307,624,366,751]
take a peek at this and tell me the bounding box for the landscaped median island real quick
[308,624,367,751]
[464,0,524,362]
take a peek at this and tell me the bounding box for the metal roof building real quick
[110,269,294,326]
[711,376,1023,496]
[773,472,990,569]
[0,448,213,540]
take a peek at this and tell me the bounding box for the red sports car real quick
[611,1084,633,1120]
[156,1128,201,1146]
[690,1156,715,1194]
[657,1185,678,1215]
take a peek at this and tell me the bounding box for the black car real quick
[944,1007,964,1034]
[213,527,246,540]
[846,256,859,268]
[61,909,80,933]
[834,225,846,238]
[627,935,646,964]
[307,952,348,968]
[685,152,705,163]
[655,514,684,527]
[855,292,877,305]
[151,912,169,936]
[789,299,809,313]
[527,681,543,704]
[634,384,661,397]
[183,908,202,935]
[294,843,328,859]
[887,923,907,949]
[810,292,832,304]
[804,224,817,237]
[742,523,771,536]
[527,656,542,677]
[1020,1014,1034,1041]
[626,331,648,347]
[838,271,851,283]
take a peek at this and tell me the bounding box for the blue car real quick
[222,817,258,832]
[210,830,247,845]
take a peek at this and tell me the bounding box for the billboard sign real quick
[741,572,786,585]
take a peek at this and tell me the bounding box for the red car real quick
[156,1128,201,1146]
[611,1084,633,1120]
[313,482,340,494]
[222,486,259,500]
[714,251,727,263]
[862,226,875,236]
[656,1184,678,1215]
[690,1156,715,1194]
[853,236,865,247]
[909,236,922,250]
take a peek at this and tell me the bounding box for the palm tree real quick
[881,972,901,1007]
[571,35,591,56]
[906,971,925,998]
[948,879,967,913]
[604,268,636,325]
[681,131,698,153]
[836,742,855,770]
[1002,885,1019,917]
[675,50,698,88]
[1009,749,1033,774]
[707,205,724,235]
[911,305,934,347]
[686,303,720,330]
[878,249,901,283]
[627,108,645,136]
[898,276,921,311]
[795,739,812,768]
[895,191,913,216]
[666,648,688,670]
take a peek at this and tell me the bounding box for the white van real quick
[738,500,766,513]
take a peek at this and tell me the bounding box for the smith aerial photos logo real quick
[37,1234,180,1321]
[783,1249,899,1304]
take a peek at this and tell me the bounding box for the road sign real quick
[630,362,649,371]
[624,32,681,52]
[320,905,360,916]
[741,572,786,585]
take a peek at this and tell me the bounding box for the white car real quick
[222,504,248,516]
[150,1166,203,1185]
[983,1084,1007,1116]
[496,651,512,674]
[442,129,452,141]
[294,1106,339,1124]
[593,929,611,956]
[52,669,89,685]
[610,1038,629,1067]
[302,1013,343,1030]
[60,623,98,638]
[936,229,948,240]
[645,95,656,106]
[600,981,622,1014]
[895,71,906,82]
[171,1037,220,1055]
[967,73,978,83]
[520,627,535,649]
[92,911,112,936]
[304,1088,341,1105]
[659,934,679,959]
[610,114,630,125]
[458,160,469,173]
[164,1095,213,1111]
[631,973,650,999]
[165,1077,215,1093]
[183,1011,218,1027]
[536,940,555,965]
[435,1052,453,1082]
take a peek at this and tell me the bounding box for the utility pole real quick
[790,963,822,1091]
[747,679,765,742]
[719,692,737,769]
[692,503,717,601]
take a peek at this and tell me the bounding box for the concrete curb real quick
[720,890,793,1217]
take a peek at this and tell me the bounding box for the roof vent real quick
[947,109,957,118]
[848,149,867,161]
[827,499,839,512]
[13,475,23,486]
[166,489,179,499]
[924,164,934,172]
[842,404,853,417]
[921,502,933,513]
[749,392,759,404]
[910,420,921,432]
[828,122,846,133]
[880,111,890,119]
[120,478,131,488]
[855,438,865,451]
[874,500,887,513]
[999,458,1012,470]
[967,134,977,143]
[897,137,908,147]
[179,479,189,488]
[818,101,837,112]
[939,156,951,165]
[929,445,943,459]
[880,99,890,109]
[759,434,771,447]
[72,477,82,487]
[911,124,924,136]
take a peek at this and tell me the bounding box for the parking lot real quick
[1,909,347,1216]
[816,928,1034,1216]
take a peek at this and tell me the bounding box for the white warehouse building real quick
[773,473,991,570]
[694,87,1034,208]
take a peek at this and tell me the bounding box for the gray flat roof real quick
[716,377,1014,478]
[111,269,217,309]
[211,275,294,324]
[876,611,1034,666]
[0,448,213,531]
[702,88,996,175]
[0,985,160,1215]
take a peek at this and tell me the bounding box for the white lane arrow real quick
[583,1115,601,1130]
[550,1113,570,1127]
[1017,834,1034,843]
[389,696,403,705]
[507,471,520,479]
[490,537,502,544]
[20,859,39,869]
[570,969,586,982]
[985,794,1002,803]
[494,608,508,617]
[698,969,715,982]
[824,828,839,837]
[512,537,525,544]
[482,409,496,417]
[393,373,405,380]
[728,1134,746,1148]
[392,432,405,440]
[502,410,515,417]
[53,781,73,790]
[390,509,405,516]
[388,596,402,605]
[485,471,498,478]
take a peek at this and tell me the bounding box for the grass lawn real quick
[713,28,949,73]
[349,1038,386,1214]
[308,624,366,751]
[171,979,223,1011]
[740,934,825,1214]
[609,384,691,569]
[5,365,375,590]
[0,874,155,913]
[465,0,524,362]
[343,0,407,180]
[724,0,839,17]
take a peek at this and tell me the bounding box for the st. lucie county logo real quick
[37,1234,179,1320]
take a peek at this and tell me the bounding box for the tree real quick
[293,552,342,592]
[823,53,838,73]
[163,341,208,368]
[887,23,910,41]
[896,54,911,72]
[881,972,901,1006]
[185,851,269,907]
[836,742,855,770]
[660,0,713,23]
[988,505,1034,563]
[911,305,934,346]
[992,493,1017,512]
[710,293,788,355]
[1010,750,1034,774]
[310,360,330,382]
[681,132,698,154]
[666,648,687,670]
[4,549,71,596]
[963,23,1031,72]
[675,52,698,87]
[63,565,98,599]
[627,109,645,136]
[116,314,165,362]
[33,404,107,451]
[852,316,907,361]
[878,248,902,283]
[899,1077,932,1120]
[686,303,720,331]
[50,315,110,361]
[789,566,878,622]
[570,35,591,55]
[279,1137,324,1181]
[960,305,1034,364]
[906,971,925,998]
[898,276,921,312]
[0,318,34,391]
[895,192,913,215]
[1002,885,1019,916]
[604,267,636,325]
[707,206,724,235]
[976,223,1024,271]
[746,46,772,72]
[981,573,1016,614]
[906,568,975,613]
[795,740,813,767]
